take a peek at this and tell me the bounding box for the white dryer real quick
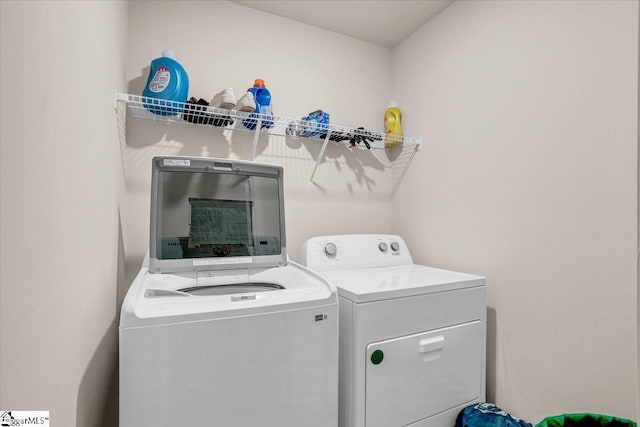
[301,234,486,427]
[120,157,338,427]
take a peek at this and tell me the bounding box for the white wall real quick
[1,1,637,425]
[391,0,638,421]
[123,0,396,276]
[0,1,128,426]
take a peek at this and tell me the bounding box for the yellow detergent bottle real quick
[384,101,403,148]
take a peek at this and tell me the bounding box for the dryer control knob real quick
[324,242,337,257]
[390,242,400,251]
[378,242,388,252]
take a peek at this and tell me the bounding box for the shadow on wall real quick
[76,209,129,427]
[127,66,148,98]
[76,319,118,427]
[486,307,497,403]
[125,116,389,185]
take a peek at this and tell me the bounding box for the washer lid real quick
[148,156,287,274]
[320,264,485,303]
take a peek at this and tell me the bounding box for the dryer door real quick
[365,321,483,427]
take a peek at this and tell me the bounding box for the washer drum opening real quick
[178,283,285,296]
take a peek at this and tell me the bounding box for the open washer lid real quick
[320,264,485,303]
[149,156,287,274]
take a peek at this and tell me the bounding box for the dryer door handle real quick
[418,335,445,354]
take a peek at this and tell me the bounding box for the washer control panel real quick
[301,234,413,271]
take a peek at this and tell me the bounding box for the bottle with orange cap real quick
[243,78,274,129]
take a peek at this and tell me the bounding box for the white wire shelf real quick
[115,91,421,190]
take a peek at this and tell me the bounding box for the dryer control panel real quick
[300,234,413,272]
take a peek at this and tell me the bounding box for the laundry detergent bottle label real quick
[148,66,170,93]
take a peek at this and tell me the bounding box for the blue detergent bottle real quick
[243,79,274,129]
[142,49,189,116]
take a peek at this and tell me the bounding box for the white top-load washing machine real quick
[120,157,338,427]
[301,234,486,427]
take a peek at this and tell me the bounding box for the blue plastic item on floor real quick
[142,49,189,116]
[456,403,534,427]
